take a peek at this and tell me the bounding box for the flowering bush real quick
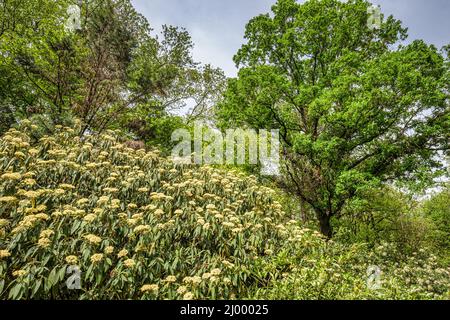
[0,121,449,300]
[250,241,450,300]
[0,122,290,299]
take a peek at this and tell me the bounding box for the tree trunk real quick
[300,202,308,223]
[319,214,332,239]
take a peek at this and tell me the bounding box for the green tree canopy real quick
[0,0,225,139]
[216,0,450,237]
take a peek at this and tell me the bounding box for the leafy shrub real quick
[422,188,450,259]
[0,121,449,300]
[333,187,439,256]
[0,121,291,299]
[251,241,450,300]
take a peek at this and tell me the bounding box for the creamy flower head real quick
[23,178,36,186]
[28,148,39,156]
[222,222,235,228]
[163,275,177,283]
[1,172,22,181]
[90,253,104,264]
[0,219,9,228]
[131,213,143,220]
[116,212,127,220]
[104,246,114,254]
[134,225,150,234]
[23,190,42,199]
[183,292,194,300]
[222,260,235,268]
[151,193,166,200]
[83,214,97,223]
[34,213,50,221]
[0,196,17,203]
[12,269,27,278]
[76,198,89,206]
[59,183,75,190]
[141,284,159,293]
[127,203,138,210]
[53,189,66,196]
[127,218,138,226]
[65,255,78,265]
[117,249,128,258]
[37,237,51,248]
[104,187,119,194]
[183,276,202,285]
[40,229,54,238]
[84,234,102,245]
[0,249,11,259]
[202,272,212,280]
[202,222,211,230]
[124,259,136,268]
[110,198,121,208]
[177,285,188,295]
[210,268,221,276]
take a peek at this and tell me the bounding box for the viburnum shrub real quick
[250,241,450,300]
[0,120,449,300]
[0,120,297,299]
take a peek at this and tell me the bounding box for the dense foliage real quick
[0,0,225,139]
[216,0,449,237]
[0,121,287,299]
[0,123,449,300]
[0,0,449,301]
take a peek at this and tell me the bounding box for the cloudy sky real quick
[131,0,450,77]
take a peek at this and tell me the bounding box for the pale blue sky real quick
[131,0,450,77]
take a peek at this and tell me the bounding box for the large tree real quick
[0,0,225,138]
[216,0,449,237]
[0,0,81,131]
